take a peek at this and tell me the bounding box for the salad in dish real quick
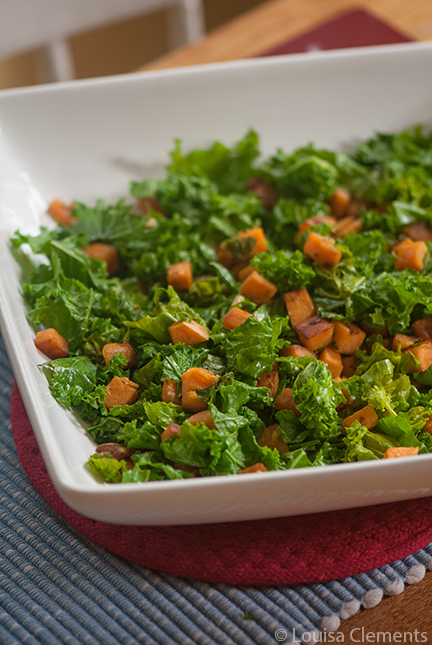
[11,126,432,484]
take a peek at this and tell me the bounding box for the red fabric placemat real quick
[11,382,432,586]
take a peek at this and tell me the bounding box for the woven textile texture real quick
[1,332,432,644]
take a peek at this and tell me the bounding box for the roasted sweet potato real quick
[239,270,277,304]
[383,446,419,459]
[333,321,366,355]
[296,315,335,352]
[330,188,350,219]
[217,240,235,269]
[82,242,119,277]
[95,443,135,460]
[280,344,316,358]
[392,334,418,352]
[407,340,432,373]
[102,341,136,368]
[34,328,69,359]
[424,417,432,435]
[181,367,219,412]
[403,221,432,241]
[161,423,181,442]
[167,261,193,291]
[238,463,268,474]
[283,288,316,328]
[393,238,428,272]
[221,306,252,330]
[231,260,250,280]
[274,388,301,416]
[341,355,356,378]
[412,317,432,341]
[334,214,362,238]
[303,231,342,269]
[318,346,343,379]
[237,264,255,282]
[162,379,181,405]
[256,363,279,397]
[168,320,210,346]
[247,177,279,210]
[188,409,216,429]
[137,196,164,216]
[257,423,289,453]
[343,404,378,430]
[104,376,139,409]
[298,215,336,236]
[47,199,76,226]
[237,226,268,257]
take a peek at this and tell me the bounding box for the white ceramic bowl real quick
[1,42,432,525]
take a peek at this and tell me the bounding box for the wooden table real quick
[140,0,432,636]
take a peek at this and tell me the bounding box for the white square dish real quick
[1,42,432,526]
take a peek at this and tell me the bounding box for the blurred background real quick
[0,0,268,90]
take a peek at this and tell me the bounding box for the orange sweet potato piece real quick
[330,188,351,219]
[403,221,432,242]
[407,340,432,373]
[95,443,135,460]
[412,317,432,341]
[239,270,277,305]
[333,321,366,355]
[343,404,378,430]
[237,226,268,257]
[341,355,356,378]
[383,446,419,459]
[303,231,342,269]
[392,334,418,352]
[168,320,210,346]
[298,215,336,236]
[104,376,139,409]
[257,423,289,453]
[284,288,316,328]
[274,388,301,416]
[188,409,216,429]
[162,379,181,405]
[256,363,279,397]
[47,199,76,226]
[102,341,136,368]
[334,214,362,239]
[296,316,335,352]
[231,260,250,279]
[318,346,343,379]
[217,240,235,269]
[247,177,279,210]
[238,462,268,474]
[161,423,181,442]
[167,261,193,291]
[181,367,219,413]
[424,417,432,435]
[237,264,255,282]
[82,243,119,277]
[34,328,69,359]
[393,238,428,272]
[137,196,164,216]
[280,344,316,358]
[221,306,252,330]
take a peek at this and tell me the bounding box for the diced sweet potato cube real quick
[298,215,336,236]
[188,409,216,429]
[82,243,119,277]
[161,423,181,442]
[168,320,210,346]
[304,231,342,269]
[247,177,279,210]
[257,423,289,453]
[296,316,335,352]
[343,404,378,430]
[162,379,181,405]
[330,188,351,219]
[403,221,432,242]
[284,288,316,328]
[34,328,69,359]
[318,346,343,379]
[137,196,164,216]
[231,259,250,279]
[104,376,139,409]
[239,270,277,304]
[181,367,219,412]
[337,386,354,410]
[95,443,135,460]
[334,215,362,239]
[341,355,356,378]
[222,306,252,331]
[102,341,136,368]
[333,321,366,355]
[383,446,419,459]
[274,388,301,416]
[237,226,268,257]
[280,344,316,358]
[167,261,193,291]
[237,264,255,282]
[407,340,432,373]
[412,317,432,341]
[217,240,235,269]
[424,417,432,435]
[256,363,279,397]
[47,199,76,226]
[238,462,268,474]
[392,334,418,352]
[393,238,428,272]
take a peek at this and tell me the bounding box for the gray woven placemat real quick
[0,332,431,645]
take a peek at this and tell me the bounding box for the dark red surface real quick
[260,9,412,57]
[11,383,432,585]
